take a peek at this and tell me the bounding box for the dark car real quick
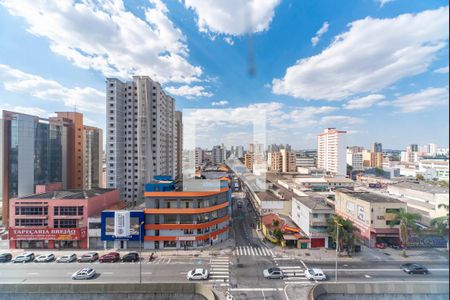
[122,252,139,262]
[0,253,12,263]
[99,252,120,263]
[78,252,99,263]
[401,263,429,275]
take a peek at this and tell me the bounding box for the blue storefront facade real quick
[101,210,145,250]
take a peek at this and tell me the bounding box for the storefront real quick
[9,227,87,249]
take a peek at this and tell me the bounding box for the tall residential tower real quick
[317,128,347,176]
[106,76,177,203]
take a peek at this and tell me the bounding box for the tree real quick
[431,204,449,237]
[389,209,421,257]
[375,168,384,176]
[327,215,359,256]
[416,174,425,181]
[272,229,283,242]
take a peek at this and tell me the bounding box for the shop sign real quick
[9,228,84,241]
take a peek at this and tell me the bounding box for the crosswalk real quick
[208,256,230,287]
[278,266,310,284]
[233,246,274,257]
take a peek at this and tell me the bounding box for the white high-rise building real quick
[212,145,225,165]
[317,128,347,176]
[106,76,177,202]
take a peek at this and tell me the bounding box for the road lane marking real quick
[320,268,449,272]
[27,273,39,275]
[103,272,114,275]
[229,288,283,292]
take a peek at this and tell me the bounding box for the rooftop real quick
[391,181,449,194]
[293,194,333,211]
[18,188,117,200]
[337,189,404,204]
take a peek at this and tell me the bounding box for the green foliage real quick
[327,215,359,256]
[272,229,283,242]
[431,204,449,237]
[272,219,280,227]
[389,209,422,257]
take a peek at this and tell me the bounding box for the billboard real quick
[114,211,130,237]
[101,210,144,241]
[9,228,86,241]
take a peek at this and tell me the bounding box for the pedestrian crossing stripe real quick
[233,246,274,256]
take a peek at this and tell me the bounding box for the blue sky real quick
[0,0,448,150]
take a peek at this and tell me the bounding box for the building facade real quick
[317,128,347,176]
[291,194,334,248]
[143,179,231,250]
[106,76,177,203]
[83,125,103,189]
[8,188,120,249]
[175,111,183,180]
[335,189,407,247]
[2,111,68,225]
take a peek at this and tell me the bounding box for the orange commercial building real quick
[143,181,231,250]
[55,112,84,189]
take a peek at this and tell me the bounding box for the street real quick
[0,192,448,300]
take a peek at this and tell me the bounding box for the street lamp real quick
[334,219,343,282]
[139,220,145,284]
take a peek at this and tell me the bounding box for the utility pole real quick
[139,221,144,284]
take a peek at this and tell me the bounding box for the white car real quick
[263,267,284,279]
[305,268,327,281]
[187,268,209,280]
[12,252,35,263]
[57,253,77,263]
[35,254,55,263]
[72,268,96,280]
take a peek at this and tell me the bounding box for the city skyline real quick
[0,0,447,149]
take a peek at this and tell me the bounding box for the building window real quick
[312,214,319,218]
[15,219,48,227]
[55,219,77,228]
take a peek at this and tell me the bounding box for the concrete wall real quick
[0,283,216,300]
[310,282,449,300]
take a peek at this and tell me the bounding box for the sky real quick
[0,0,448,150]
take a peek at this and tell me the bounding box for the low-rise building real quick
[8,188,121,249]
[291,192,334,248]
[335,189,407,247]
[261,213,307,248]
[293,177,354,191]
[387,181,449,226]
[143,178,231,250]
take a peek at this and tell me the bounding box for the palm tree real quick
[327,216,359,256]
[389,209,421,257]
[431,204,449,237]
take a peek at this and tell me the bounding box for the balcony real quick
[310,220,328,227]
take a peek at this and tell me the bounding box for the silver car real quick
[35,254,55,263]
[57,253,77,263]
[72,268,96,280]
[12,252,35,263]
[263,267,284,279]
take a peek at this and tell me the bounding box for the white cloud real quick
[311,22,329,46]
[320,115,364,125]
[165,85,213,99]
[0,0,202,84]
[223,37,235,45]
[212,100,229,106]
[272,7,449,101]
[180,0,281,36]
[391,87,449,113]
[434,66,449,74]
[0,64,105,113]
[344,94,386,109]
[377,0,396,7]
[0,103,49,117]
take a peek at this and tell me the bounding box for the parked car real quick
[187,268,209,280]
[99,252,120,263]
[305,268,327,281]
[401,263,429,275]
[78,252,99,263]
[56,253,77,263]
[72,268,96,280]
[0,253,12,263]
[122,252,139,262]
[35,254,55,263]
[263,267,284,279]
[375,242,386,249]
[12,252,35,263]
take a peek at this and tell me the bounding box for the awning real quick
[283,234,298,241]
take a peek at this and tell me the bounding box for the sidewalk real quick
[4,239,235,258]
